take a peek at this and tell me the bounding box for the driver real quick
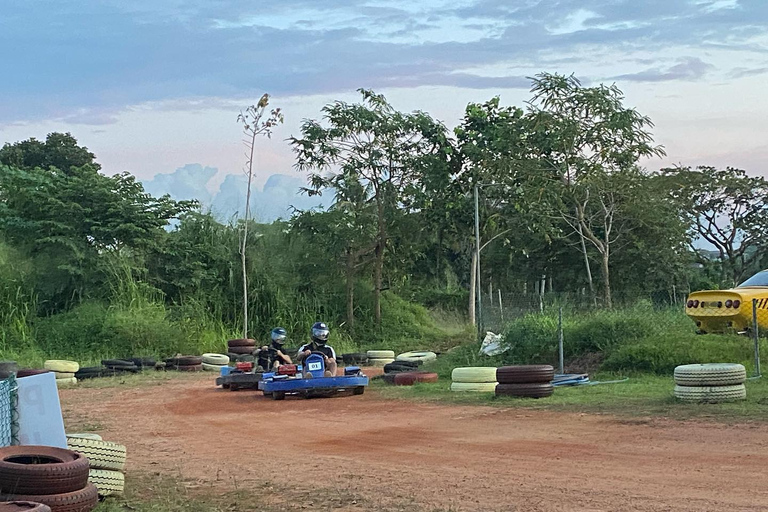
[296,322,337,377]
[256,327,293,371]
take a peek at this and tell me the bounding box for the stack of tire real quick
[43,360,79,387]
[0,445,98,512]
[165,356,203,372]
[66,434,127,498]
[75,358,154,380]
[201,353,229,372]
[673,363,747,402]
[366,350,395,367]
[450,367,497,392]
[396,351,437,364]
[495,365,555,398]
[226,339,256,362]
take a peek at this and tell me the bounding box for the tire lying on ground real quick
[165,356,203,367]
[16,369,50,378]
[130,357,156,369]
[674,363,747,387]
[450,382,497,392]
[54,373,76,380]
[66,434,102,441]
[393,371,439,386]
[383,361,420,374]
[0,483,98,512]
[366,350,395,360]
[201,362,226,372]
[395,351,437,363]
[228,346,256,355]
[202,353,229,366]
[0,446,89,495]
[87,470,124,497]
[673,384,747,402]
[227,338,256,348]
[496,365,555,384]
[43,361,79,374]
[495,383,554,398]
[65,438,126,471]
[73,368,104,380]
[55,377,77,386]
[0,501,52,512]
[451,367,497,383]
[177,364,203,372]
[368,358,395,367]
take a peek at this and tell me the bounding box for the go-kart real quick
[258,352,368,400]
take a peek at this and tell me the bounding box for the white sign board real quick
[17,372,67,448]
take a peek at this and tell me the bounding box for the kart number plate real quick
[308,362,322,371]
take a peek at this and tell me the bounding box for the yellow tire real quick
[396,351,437,363]
[450,382,497,392]
[44,360,80,373]
[56,377,78,386]
[202,362,226,372]
[451,367,497,383]
[89,469,125,496]
[67,433,103,441]
[367,350,395,359]
[368,358,395,367]
[202,353,229,365]
[67,437,127,471]
[54,372,76,379]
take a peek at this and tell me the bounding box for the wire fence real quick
[0,375,18,447]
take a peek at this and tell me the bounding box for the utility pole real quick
[474,183,483,340]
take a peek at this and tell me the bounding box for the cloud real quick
[142,163,324,222]
[730,66,768,78]
[612,57,714,82]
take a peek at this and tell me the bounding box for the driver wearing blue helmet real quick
[256,327,293,371]
[297,322,337,377]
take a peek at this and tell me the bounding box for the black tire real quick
[381,373,397,385]
[0,446,90,495]
[495,383,554,398]
[228,346,256,355]
[165,356,203,366]
[0,501,52,512]
[1,483,98,512]
[226,353,240,363]
[272,391,286,400]
[74,367,104,380]
[130,357,156,369]
[496,365,555,384]
[236,354,255,363]
[353,386,365,395]
[342,353,368,364]
[383,362,419,374]
[100,359,134,368]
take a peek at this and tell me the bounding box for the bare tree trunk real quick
[373,193,385,326]
[469,250,477,326]
[345,249,355,332]
[601,250,612,308]
[241,139,256,340]
[578,219,596,307]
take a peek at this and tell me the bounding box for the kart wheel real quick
[272,391,285,400]
[263,391,272,397]
[353,386,365,395]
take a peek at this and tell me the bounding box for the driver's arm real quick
[277,350,292,364]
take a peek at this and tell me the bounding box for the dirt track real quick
[61,374,768,511]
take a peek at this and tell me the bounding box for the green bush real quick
[603,334,765,374]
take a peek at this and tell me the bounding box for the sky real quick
[2,0,768,222]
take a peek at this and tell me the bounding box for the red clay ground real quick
[60,373,768,511]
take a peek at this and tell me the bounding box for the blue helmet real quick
[311,322,329,344]
[271,327,287,345]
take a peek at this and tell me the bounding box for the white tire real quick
[54,372,76,379]
[673,384,746,402]
[67,437,127,470]
[202,362,226,372]
[367,350,395,359]
[56,377,77,386]
[451,367,497,383]
[67,433,103,441]
[202,353,229,365]
[450,382,497,392]
[368,358,395,367]
[44,360,80,373]
[89,469,125,496]
[674,363,746,386]
[396,351,437,363]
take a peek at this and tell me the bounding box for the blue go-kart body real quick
[258,353,368,400]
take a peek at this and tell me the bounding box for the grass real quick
[371,371,768,422]
[95,471,456,512]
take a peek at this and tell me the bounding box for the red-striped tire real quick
[496,365,554,384]
[177,364,203,372]
[393,372,439,386]
[0,446,89,495]
[0,502,52,512]
[227,339,256,347]
[495,383,554,398]
[1,484,98,512]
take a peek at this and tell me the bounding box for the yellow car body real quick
[686,270,768,333]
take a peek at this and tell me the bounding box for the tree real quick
[290,89,452,325]
[519,73,666,307]
[236,94,283,339]
[0,132,99,174]
[661,166,768,285]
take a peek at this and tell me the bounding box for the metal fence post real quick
[558,306,564,374]
[753,298,761,377]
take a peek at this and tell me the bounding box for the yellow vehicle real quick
[686,270,768,333]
